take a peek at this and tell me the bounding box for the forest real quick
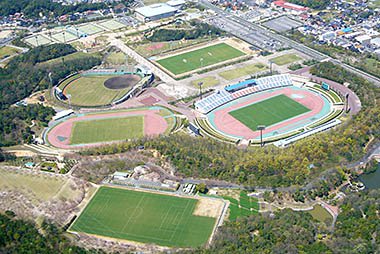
[0,213,104,253]
[187,189,380,254]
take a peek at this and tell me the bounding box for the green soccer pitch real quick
[156,43,246,75]
[70,116,144,145]
[229,94,310,131]
[70,187,216,247]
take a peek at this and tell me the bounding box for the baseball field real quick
[229,94,310,131]
[156,43,245,75]
[70,187,216,247]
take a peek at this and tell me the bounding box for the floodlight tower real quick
[200,58,204,69]
[48,72,53,101]
[257,125,266,147]
[198,82,203,99]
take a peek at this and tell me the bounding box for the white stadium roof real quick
[135,4,177,18]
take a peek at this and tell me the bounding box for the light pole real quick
[198,82,203,99]
[67,94,72,109]
[257,125,266,147]
[48,72,53,101]
[200,58,204,69]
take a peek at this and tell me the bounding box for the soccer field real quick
[70,187,216,247]
[60,75,133,107]
[156,43,246,75]
[70,116,144,144]
[229,94,310,131]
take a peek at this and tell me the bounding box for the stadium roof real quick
[273,0,309,11]
[225,79,256,92]
[135,4,177,18]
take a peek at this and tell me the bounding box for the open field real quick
[60,75,134,106]
[70,116,144,144]
[70,187,216,247]
[270,53,302,66]
[229,94,310,131]
[191,76,220,88]
[156,43,246,75]
[308,204,333,224]
[218,63,268,80]
[0,168,81,204]
[39,52,101,66]
[105,51,127,65]
[0,46,21,60]
[221,191,258,221]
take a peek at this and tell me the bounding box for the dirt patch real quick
[104,75,141,90]
[193,197,224,218]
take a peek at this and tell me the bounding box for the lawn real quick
[156,43,246,75]
[105,51,126,65]
[70,187,216,247]
[222,191,258,221]
[0,46,21,60]
[229,94,310,131]
[191,76,220,88]
[270,53,302,66]
[70,116,144,144]
[39,52,101,66]
[218,63,268,80]
[308,204,332,224]
[61,75,131,107]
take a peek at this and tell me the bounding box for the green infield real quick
[70,116,144,144]
[229,94,310,131]
[70,187,216,247]
[270,53,302,66]
[60,74,136,107]
[156,43,245,75]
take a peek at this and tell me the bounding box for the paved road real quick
[199,0,380,87]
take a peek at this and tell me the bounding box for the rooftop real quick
[135,4,177,18]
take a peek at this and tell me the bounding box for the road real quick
[199,0,380,87]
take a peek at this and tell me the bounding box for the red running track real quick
[47,109,168,149]
[211,87,325,140]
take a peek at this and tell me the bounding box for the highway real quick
[200,0,380,87]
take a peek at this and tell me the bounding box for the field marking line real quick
[121,192,146,232]
[169,199,192,242]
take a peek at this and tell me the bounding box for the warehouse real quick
[135,3,178,22]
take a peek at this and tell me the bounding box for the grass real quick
[70,116,144,145]
[105,51,126,65]
[0,46,21,60]
[229,94,310,131]
[222,191,258,221]
[218,63,268,80]
[308,204,333,224]
[363,58,380,78]
[70,187,216,247]
[270,53,302,66]
[156,43,246,75]
[39,52,101,66]
[60,75,132,107]
[0,168,81,204]
[191,76,220,88]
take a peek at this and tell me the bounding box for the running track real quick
[47,109,168,149]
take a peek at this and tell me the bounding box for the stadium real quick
[194,74,345,147]
[45,106,181,149]
[55,69,153,107]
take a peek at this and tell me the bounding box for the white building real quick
[166,0,186,10]
[135,3,178,22]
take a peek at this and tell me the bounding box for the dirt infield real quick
[47,109,168,149]
[103,74,141,90]
[211,87,326,139]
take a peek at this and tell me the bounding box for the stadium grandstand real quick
[195,74,293,114]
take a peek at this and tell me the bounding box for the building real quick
[355,34,372,46]
[135,3,178,22]
[166,0,186,10]
[272,0,309,14]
